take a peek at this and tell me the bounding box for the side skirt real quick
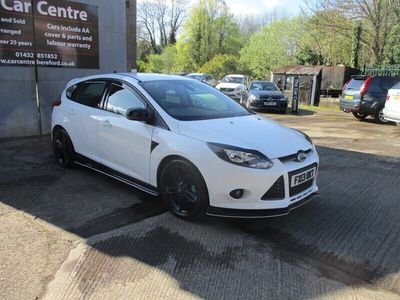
[74,154,159,196]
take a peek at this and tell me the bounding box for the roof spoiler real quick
[351,74,370,79]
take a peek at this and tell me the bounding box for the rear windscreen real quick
[345,79,365,91]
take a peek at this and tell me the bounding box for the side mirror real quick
[126,108,151,123]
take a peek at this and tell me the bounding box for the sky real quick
[138,0,303,16]
[188,0,303,16]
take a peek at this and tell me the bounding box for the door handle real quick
[100,120,112,127]
[68,109,75,115]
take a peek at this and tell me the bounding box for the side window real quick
[106,83,146,116]
[73,82,107,108]
[381,78,400,91]
[66,85,77,99]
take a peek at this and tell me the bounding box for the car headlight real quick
[208,143,274,169]
[249,94,259,102]
[294,129,313,145]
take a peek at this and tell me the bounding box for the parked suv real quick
[340,75,400,123]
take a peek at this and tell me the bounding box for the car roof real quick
[67,72,191,86]
[251,80,273,83]
[225,74,246,78]
[187,73,204,76]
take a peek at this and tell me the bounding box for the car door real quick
[98,81,154,183]
[66,80,107,162]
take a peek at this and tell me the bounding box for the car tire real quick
[159,158,209,221]
[374,106,389,124]
[352,111,367,120]
[52,128,75,168]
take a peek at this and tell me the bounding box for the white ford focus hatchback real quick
[51,73,319,220]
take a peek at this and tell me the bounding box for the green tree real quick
[296,46,324,65]
[304,0,396,64]
[141,45,179,73]
[301,12,353,66]
[239,18,302,79]
[197,54,240,79]
[351,20,362,69]
[383,6,400,64]
[181,0,241,70]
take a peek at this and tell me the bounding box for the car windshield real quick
[139,80,252,121]
[187,74,202,81]
[250,82,279,91]
[221,76,244,84]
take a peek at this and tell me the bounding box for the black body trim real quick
[74,153,158,196]
[151,141,159,153]
[207,192,319,218]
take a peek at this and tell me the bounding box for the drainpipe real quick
[310,74,317,106]
[31,0,42,135]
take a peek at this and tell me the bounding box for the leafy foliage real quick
[197,54,240,80]
[182,0,242,69]
[137,0,400,78]
[239,19,302,79]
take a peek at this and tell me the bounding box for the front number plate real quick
[291,167,316,187]
[264,101,277,106]
[344,95,354,100]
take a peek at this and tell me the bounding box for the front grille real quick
[289,179,314,197]
[260,95,283,101]
[261,176,285,200]
[288,163,317,197]
[279,149,313,163]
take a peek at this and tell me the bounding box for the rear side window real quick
[346,79,364,91]
[66,85,78,99]
[73,82,107,108]
[392,81,400,90]
[379,77,400,91]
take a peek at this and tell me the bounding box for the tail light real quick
[52,97,61,111]
[360,77,374,96]
[386,95,391,101]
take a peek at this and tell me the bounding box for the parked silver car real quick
[186,73,217,87]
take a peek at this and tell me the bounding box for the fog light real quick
[230,189,244,199]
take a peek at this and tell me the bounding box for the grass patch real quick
[298,103,340,112]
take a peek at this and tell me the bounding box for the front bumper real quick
[202,148,319,215]
[207,192,320,218]
[249,99,287,110]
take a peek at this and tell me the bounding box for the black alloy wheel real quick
[160,159,208,220]
[52,128,75,168]
[352,111,367,120]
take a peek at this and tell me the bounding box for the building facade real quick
[0,0,136,138]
